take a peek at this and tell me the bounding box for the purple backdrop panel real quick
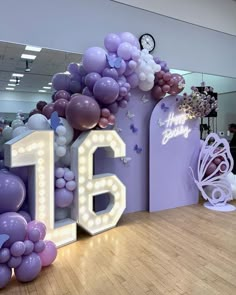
[149,95,200,212]
[95,89,156,213]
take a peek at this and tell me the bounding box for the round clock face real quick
[139,34,155,53]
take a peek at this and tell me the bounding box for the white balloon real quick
[60,118,74,145]
[56,136,67,146]
[28,114,51,130]
[59,147,71,166]
[55,207,69,221]
[11,119,24,129]
[139,80,154,91]
[56,125,66,136]
[139,72,146,81]
[12,126,28,138]
[147,73,154,83]
[56,146,66,157]
[2,126,13,141]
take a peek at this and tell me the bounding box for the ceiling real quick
[0,41,82,94]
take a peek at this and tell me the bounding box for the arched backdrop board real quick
[149,95,200,212]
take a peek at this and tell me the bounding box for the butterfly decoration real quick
[157,119,165,127]
[126,110,135,120]
[120,157,132,165]
[134,144,142,154]
[114,125,122,133]
[106,55,122,69]
[130,124,138,134]
[141,95,149,104]
[50,111,62,131]
[190,133,234,206]
[161,103,169,112]
[0,234,9,249]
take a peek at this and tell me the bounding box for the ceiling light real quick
[5,87,15,91]
[12,73,24,77]
[38,90,46,93]
[21,54,36,60]
[25,60,31,72]
[170,69,191,76]
[48,82,52,85]
[9,79,20,83]
[8,84,15,86]
[25,45,42,52]
[15,77,20,85]
[43,86,51,89]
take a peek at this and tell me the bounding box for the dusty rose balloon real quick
[156,71,164,79]
[98,118,109,129]
[101,108,110,118]
[158,79,165,86]
[162,84,170,93]
[42,103,54,119]
[108,114,116,125]
[53,90,70,102]
[163,72,172,81]
[66,94,101,130]
[213,157,222,166]
[168,74,185,95]
[38,240,57,267]
[151,85,165,100]
[54,99,68,118]
[93,77,119,105]
[205,163,217,176]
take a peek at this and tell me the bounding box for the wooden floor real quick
[4,203,236,295]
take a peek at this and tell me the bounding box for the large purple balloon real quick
[104,33,121,52]
[93,77,119,104]
[42,103,54,119]
[52,73,71,91]
[102,68,119,80]
[82,86,93,97]
[0,212,27,247]
[0,170,26,214]
[27,221,46,240]
[55,188,74,208]
[0,264,12,289]
[53,90,71,102]
[85,72,101,90]
[127,73,139,88]
[54,99,68,118]
[119,32,139,47]
[67,63,79,75]
[15,253,42,282]
[83,47,107,74]
[38,240,57,267]
[69,79,82,94]
[66,94,101,131]
[10,166,28,185]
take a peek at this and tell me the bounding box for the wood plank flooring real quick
[3,203,236,295]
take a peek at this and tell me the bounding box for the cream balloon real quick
[2,126,13,141]
[12,126,29,138]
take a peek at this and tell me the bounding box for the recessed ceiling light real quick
[25,45,42,52]
[5,87,15,90]
[8,84,15,87]
[21,54,36,60]
[12,73,24,77]
[9,79,20,83]
[43,86,51,89]
[170,69,191,75]
[38,90,46,93]
[48,82,52,85]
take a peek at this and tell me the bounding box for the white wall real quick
[217,92,236,135]
[0,0,235,78]
[0,91,51,113]
[113,0,236,36]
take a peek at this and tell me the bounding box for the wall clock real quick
[139,33,156,53]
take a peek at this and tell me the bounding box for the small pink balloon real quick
[99,118,109,129]
[162,84,170,93]
[42,103,54,119]
[158,79,165,86]
[101,108,110,118]
[54,99,68,118]
[163,72,172,81]
[156,71,164,79]
[205,163,217,176]
[38,240,57,267]
[108,114,116,125]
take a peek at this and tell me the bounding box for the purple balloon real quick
[54,99,68,118]
[28,228,40,243]
[119,32,138,46]
[55,188,74,208]
[38,240,57,267]
[104,33,121,52]
[118,99,128,108]
[78,64,87,76]
[34,240,46,253]
[23,240,34,256]
[0,264,12,288]
[0,248,11,263]
[53,90,71,102]
[82,86,93,97]
[69,79,82,94]
[151,85,165,101]
[117,42,132,61]
[15,253,42,282]
[0,170,26,214]
[0,213,27,247]
[83,47,107,74]
[85,72,101,90]
[9,166,28,185]
[27,221,46,240]
[8,256,22,268]
[42,103,54,119]
[10,241,26,257]
[102,68,119,80]
[119,86,128,97]
[107,102,119,114]
[116,59,126,76]
[93,77,119,104]
[55,207,69,221]
[52,73,71,91]
[67,63,79,75]
[66,94,101,131]
[127,73,139,88]
[18,211,31,223]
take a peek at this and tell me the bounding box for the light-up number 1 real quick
[4,131,76,247]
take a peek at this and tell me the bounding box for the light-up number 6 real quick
[4,131,77,247]
[71,130,126,235]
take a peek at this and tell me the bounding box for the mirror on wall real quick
[0,41,82,121]
[0,40,236,139]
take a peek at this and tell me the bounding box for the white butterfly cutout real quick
[113,125,122,133]
[126,110,135,120]
[157,119,165,127]
[141,95,149,104]
[190,133,234,206]
[120,157,132,165]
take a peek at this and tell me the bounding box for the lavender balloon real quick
[83,47,107,74]
[38,240,57,267]
[55,188,74,208]
[69,79,82,94]
[8,256,22,268]
[18,211,31,223]
[67,62,79,75]
[93,77,119,104]
[0,264,12,289]
[27,221,46,240]
[34,240,46,253]
[85,72,101,90]
[52,73,71,91]
[15,253,42,282]
[0,248,11,263]
[102,68,119,80]
[104,33,121,52]
[10,241,26,257]
[23,240,34,256]
[0,170,26,214]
